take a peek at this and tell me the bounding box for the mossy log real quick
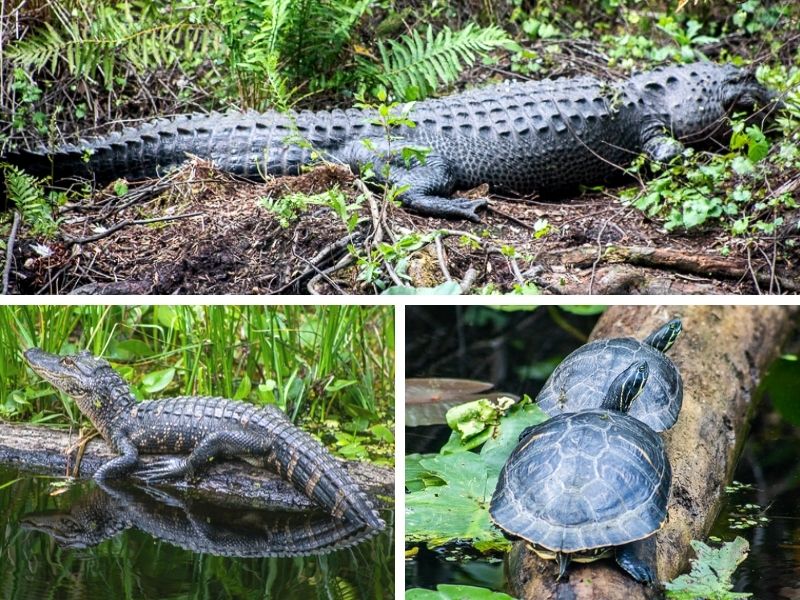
[0,423,394,510]
[508,305,799,600]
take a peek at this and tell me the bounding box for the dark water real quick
[405,306,800,596]
[0,469,394,600]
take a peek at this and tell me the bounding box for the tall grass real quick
[0,306,394,459]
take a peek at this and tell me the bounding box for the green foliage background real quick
[0,304,395,463]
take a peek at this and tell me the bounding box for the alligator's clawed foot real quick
[137,457,191,483]
[452,198,489,223]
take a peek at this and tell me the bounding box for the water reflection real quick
[1,468,393,600]
[22,479,377,557]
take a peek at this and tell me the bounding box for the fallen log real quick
[0,423,394,510]
[508,305,799,600]
[536,244,798,294]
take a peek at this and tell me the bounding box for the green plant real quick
[6,1,204,93]
[406,584,515,600]
[373,24,512,101]
[0,305,394,462]
[405,396,546,551]
[260,187,359,229]
[665,537,751,599]
[1,165,61,237]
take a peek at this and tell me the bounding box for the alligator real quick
[22,479,379,556]
[2,62,775,221]
[23,348,385,530]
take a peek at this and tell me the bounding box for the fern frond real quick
[377,23,510,100]
[2,165,59,238]
[5,5,205,91]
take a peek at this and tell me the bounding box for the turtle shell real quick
[489,410,671,553]
[536,338,682,432]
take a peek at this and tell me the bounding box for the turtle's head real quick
[601,361,649,413]
[643,318,682,353]
[633,63,775,145]
[23,348,132,420]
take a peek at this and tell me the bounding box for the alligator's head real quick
[21,489,128,549]
[633,62,776,146]
[23,348,135,429]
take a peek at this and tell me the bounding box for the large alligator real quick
[23,348,384,530]
[3,62,774,221]
[23,479,379,556]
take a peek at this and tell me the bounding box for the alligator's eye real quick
[60,357,75,367]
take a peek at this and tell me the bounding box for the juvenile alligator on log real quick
[23,348,385,530]
[3,62,775,221]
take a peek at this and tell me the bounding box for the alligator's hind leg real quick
[136,431,264,482]
[340,140,487,221]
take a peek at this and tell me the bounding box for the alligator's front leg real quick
[340,140,487,222]
[95,434,140,480]
[641,122,685,164]
[137,430,263,482]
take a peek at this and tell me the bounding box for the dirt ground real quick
[7,160,798,295]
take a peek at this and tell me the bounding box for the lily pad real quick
[405,451,505,551]
[406,584,516,600]
[405,398,548,551]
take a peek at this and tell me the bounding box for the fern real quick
[376,24,511,101]
[216,0,373,108]
[6,2,206,92]
[2,166,59,238]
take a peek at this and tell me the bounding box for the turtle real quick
[536,318,683,432]
[490,360,671,583]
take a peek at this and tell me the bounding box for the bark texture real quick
[508,304,799,600]
[0,423,393,510]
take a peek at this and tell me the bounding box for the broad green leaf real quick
[141,367,176,394]
[111,339,152,358]
[233,373,251,400]
[559,305,607,316]
[382,282,463,295]
[665,537,751,599]
[761,356,800,426]
[480,400,548,478]
[445,396,516,445]
[326,379,357,393]
[406,453,445,492]
[405,452,507,550]
[406,584,516,600]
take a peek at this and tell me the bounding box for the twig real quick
[589,219,610,295]
[63,212,204,245]
[434,236,452,282]
[486,205,536,230]
[459,267,477,293]
[2,211,21,295]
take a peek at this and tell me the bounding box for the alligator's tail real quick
[1,108,379,191]
[258,411,386,530]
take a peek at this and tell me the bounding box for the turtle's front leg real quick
[615,537,657,584]
[94,435,139,480]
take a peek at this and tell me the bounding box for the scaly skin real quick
[23,348,385,530]
[22,481,378,556]
[3,62,775,221]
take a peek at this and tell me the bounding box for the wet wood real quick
[508,305,799,600]
[0,423,394,510]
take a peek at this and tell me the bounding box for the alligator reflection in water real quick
[22,479,377,557]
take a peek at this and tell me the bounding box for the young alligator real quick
[23,480,378,556]
[3,62,775,221]
[23,348,385,530]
